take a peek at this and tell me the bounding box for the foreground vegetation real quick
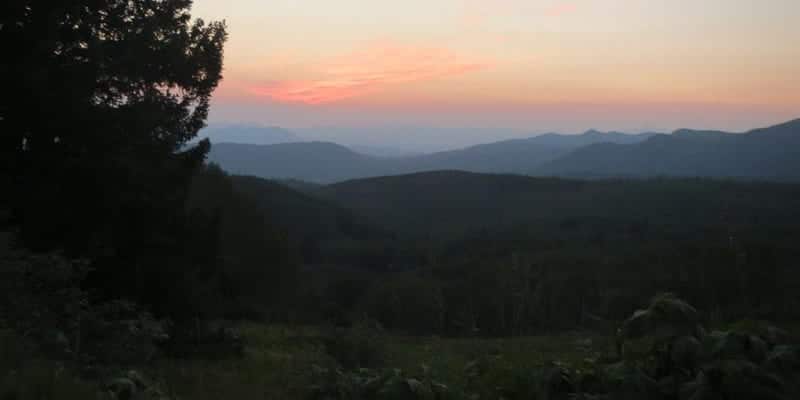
[152,325,614,399]
[3,295,800,399]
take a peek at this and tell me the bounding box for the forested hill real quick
[319,170,800,236]
[229,174,378,241]
[188,165,391,267]
[536,118,800,180]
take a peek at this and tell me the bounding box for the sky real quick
[192,0,800,146]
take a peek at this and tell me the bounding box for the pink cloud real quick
[249,42,487,105]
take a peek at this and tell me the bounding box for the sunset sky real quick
[192,0,799,141]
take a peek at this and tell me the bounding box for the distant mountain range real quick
[208,129,657,183]
[206,118,800,183]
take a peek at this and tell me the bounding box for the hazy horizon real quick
[202,116,800,153]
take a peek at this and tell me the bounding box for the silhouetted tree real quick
[0,0,227,311]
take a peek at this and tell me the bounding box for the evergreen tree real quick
[0,0,227,311]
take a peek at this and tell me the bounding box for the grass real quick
[387,333,612,383]
[154,325,336,400]
[153,324,615,399]
[4,321,796,399]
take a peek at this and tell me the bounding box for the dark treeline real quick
[231,172,800,336]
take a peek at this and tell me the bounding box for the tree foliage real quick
[0,0,227,311]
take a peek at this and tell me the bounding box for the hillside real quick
[537,119,800,180]
[320,170,800,236]
[230,175,378,241]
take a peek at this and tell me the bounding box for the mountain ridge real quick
[536,118,800,180]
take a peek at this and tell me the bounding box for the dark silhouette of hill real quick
[208,130,654,183]
[320,170,800,236]
[229,175,382,241]
[220,174,393,267]
[200,124,300,145]
[536,119,800,180]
